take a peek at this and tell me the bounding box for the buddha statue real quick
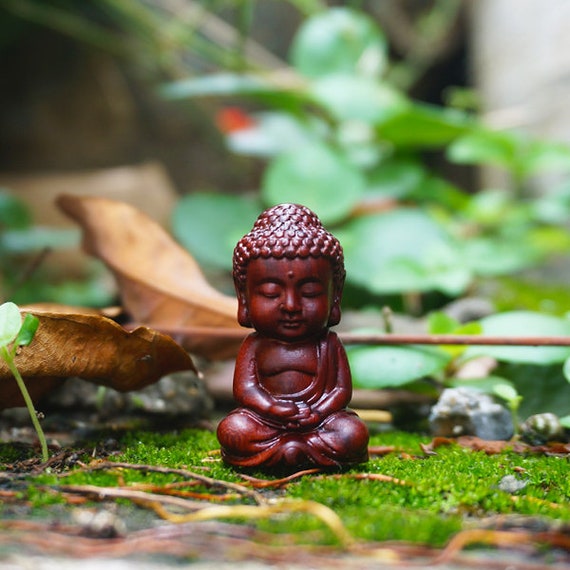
[217,203,369,470]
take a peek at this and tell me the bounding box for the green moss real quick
[10,429,570,548]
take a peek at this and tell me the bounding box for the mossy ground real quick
[4,427,569,550]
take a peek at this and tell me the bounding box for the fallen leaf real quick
[57,193,245,360]
[422,435,570,456]
[0,309,197,410]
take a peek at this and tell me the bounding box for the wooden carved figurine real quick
[217,203,369,469]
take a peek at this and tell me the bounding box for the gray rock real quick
[429,387,514,440]
[519,412,566,445]
[497,474,528,494]
[43,371,214,418]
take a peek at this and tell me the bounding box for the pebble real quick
[428,387,514,441]
[519,412,566,445]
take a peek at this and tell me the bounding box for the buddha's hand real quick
[286,403,320,429]
[268,400,298,419]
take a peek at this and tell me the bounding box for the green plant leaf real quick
[310,75,405,124]
[348,343,450,389]
[377,103,471,148]
[560,414,570,429]
[1,227,79,253]
[225,112,321,157]
[463,189,514,226]
[449,375,516,396]
[365,159,426,200]
[290,7,387,78]
[447,130,518,169]
[563,356,570,383]
[338,209,471,295]
[15,313,39,347]
[492,382,520,405]
[464,311,570,365]
[427,312,482,357]
[158,74,307,112]
[0,302,22,348]
[497,362,570,417]
[172,193,262,270]
[0,190,30,229]
[159,73,269,98]
[428,311,459,334]
[410,176,470,211]
[262,142,365,224]
[532,183,570,224]
[524,139,570,175]
[461,237,540,277]
[449,132,570,179]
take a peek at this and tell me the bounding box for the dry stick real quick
[59,484,354,549]
[433,528,560,565]
[144,499,355,548]
[124,481,241,502]
[342,332,570,346]
[239,468,322,489]
[84,461,265,505]
[58,484,208,511]
[139,325,570,347]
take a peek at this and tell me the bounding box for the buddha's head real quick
[233,203,345,332]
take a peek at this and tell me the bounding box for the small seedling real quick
[0,301,45,461]
[493,383,523,434]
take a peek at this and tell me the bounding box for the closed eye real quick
[256,282,282,298]
[300,282,325,297]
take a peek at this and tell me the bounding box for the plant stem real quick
[1,347,48,463]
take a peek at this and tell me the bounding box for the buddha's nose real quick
[282,289,301,312]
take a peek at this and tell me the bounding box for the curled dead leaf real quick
[0,310,197,410]
[57,193,245,360]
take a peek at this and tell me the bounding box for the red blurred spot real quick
[215,107,255,133]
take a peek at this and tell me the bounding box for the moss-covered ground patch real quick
[5,427,568,555]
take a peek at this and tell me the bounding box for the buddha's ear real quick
[237,292,252,327]
[327,296,342,326]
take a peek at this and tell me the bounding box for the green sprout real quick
[493,383,523,434]
[0,301,46,461]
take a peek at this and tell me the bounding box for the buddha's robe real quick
[217,331,369,469]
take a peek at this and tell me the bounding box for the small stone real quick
[520,413,565,445]
[73,508,126,538]
[497,474,528,494]
[428,387,514,441]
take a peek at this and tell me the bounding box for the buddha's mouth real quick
[280,319,303,328]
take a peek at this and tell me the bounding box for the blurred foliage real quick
[345,309,570,421]
[1,0,304,76]
[4,1,570,419]
[163,7,570,305]
[163,5,570,419]
[0,190,111,306]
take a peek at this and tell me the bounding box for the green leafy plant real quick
[0,302,46,461]
[344,309,570,425]
[163,7,570,310]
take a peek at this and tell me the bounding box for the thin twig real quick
[131,324,570,347]
[144,499,355,548]
[118,481,241,502]
[341,333,570,347]
[84,461,265,504]
[239,468,322,489]
[57,484,211,510]
[320,472,410,487]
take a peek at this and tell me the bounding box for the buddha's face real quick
[241,256,336,342]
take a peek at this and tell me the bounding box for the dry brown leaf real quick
[56,194,245,359]
[0,310,197,410]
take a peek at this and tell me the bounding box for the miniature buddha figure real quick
[217,203,369,469]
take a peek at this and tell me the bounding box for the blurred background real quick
[3,0,570,427]
[3,0,570,313]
